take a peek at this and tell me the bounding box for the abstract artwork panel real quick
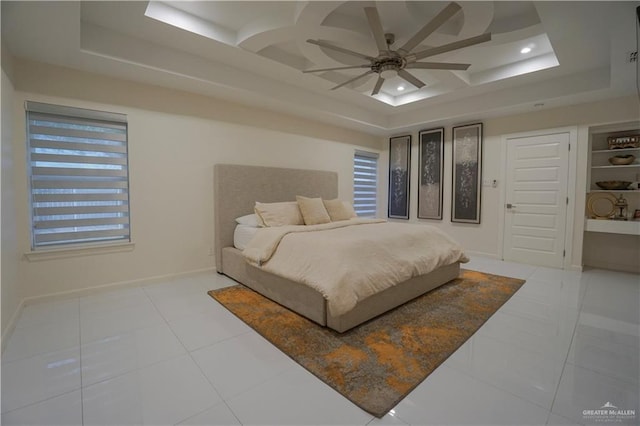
[452,123,482,223]
[388,135,411,219]
[418,128,444,220]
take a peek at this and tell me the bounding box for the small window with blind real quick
[25,101,130,250]
[353,150,378,217]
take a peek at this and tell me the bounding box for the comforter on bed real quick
[242,219,469,317]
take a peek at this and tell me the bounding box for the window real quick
[25,101,130,249]
[353,150,378,217]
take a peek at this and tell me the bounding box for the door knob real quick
[506,203,516,209]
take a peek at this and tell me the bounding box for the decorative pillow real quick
[342,201,358,218]
[235,213,260,227]
[323,199,357,221]
[296,195,331,225]
[254,201,303,227]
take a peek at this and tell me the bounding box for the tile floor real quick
[1,257,638,425]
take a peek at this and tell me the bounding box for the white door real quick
[503,132,570,268]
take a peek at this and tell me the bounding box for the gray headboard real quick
[213,164,338,272]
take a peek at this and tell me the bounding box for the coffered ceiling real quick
[2,1,638,134]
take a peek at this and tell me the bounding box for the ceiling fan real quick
[303,2,492,95]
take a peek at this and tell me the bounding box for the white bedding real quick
[243,219,468,316]
[234,225,259,250]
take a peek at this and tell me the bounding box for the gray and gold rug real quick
[208,269,525,417]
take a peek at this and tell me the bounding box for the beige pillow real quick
[342,201,357,218]
[296,196,331,225]
[254,201,303,227]
[323,199,357,221]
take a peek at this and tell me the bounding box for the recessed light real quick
[520,47,532,54]
[397,85,405,91]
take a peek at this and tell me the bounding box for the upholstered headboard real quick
[213,164,338,273]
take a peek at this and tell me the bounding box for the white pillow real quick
[234,224,259,250]
[235,214,260,227]
[254,201,304,227]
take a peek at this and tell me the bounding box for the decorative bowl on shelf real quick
[595,181,632,190]
[608,154,636,165]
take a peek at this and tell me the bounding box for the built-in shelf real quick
[585,218,640,235]
[592,147,640,154]
[589,189,640,193]
[588,125,640,212]
[584,123,640,271]
[591,163,640,169]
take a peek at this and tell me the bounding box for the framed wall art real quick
[418,127,444,220]
[451,123,482,224]
[388,135,411,219]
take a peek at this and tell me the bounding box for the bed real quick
[213,164,464,332]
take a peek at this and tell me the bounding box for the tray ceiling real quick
[2,1,637,134]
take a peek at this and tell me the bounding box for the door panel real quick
[504,133,570,268]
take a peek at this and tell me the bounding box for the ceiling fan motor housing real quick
[373,56,406,78]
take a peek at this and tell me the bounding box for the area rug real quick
[208,269,525,418]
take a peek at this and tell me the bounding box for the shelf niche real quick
[584,121,640,273]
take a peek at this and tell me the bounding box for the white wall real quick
[380,125,509,259]
[381,96,640,269]
[5,54,639,320]
[7,58,381,302]
[2,66,22,343]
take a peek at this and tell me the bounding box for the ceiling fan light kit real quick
[304,2,492,96]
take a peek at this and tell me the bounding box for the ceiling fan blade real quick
[364,7,388,54]
[303,65,371,73]
[398,69,425,89]
[331,70,375,90]
[398,2,462,55]
[406,62,470,71]
[307,39,374,61]
[409,33,492,62]
[371,76,385,95]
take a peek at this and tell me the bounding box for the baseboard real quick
[465,250,501,260]
[1,298,25,354]
[583,260,640,274]
[20,267,217,308]
[568,264,584,272]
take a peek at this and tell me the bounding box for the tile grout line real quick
[430,270,561,419]
[77,279,240,389]
[78,298,85,426]
[142,282,245,426]
[563,360,640,387]
[443,354,555,414]
[546,278,584,421]
[0,389,80,419]
[0,300,83,418]
[182,350,245,426]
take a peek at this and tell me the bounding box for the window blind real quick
[353,150,378,217]
[25,101,131,249]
